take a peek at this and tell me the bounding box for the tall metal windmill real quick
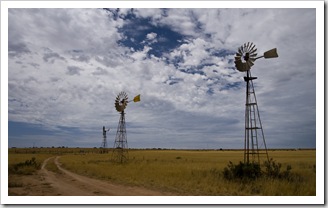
[234,42,278,164]
[112,91,140,163]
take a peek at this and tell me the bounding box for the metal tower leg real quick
[101,135,107,153]
[244,71,269,165]
[101,126,109,153]
[112,111,128,163]
[101,136,107,148]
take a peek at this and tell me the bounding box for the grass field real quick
[8,148,316,196]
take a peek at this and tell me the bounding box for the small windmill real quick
[112,91,140,163]
[100,126,110,153]
[234,42,278,164]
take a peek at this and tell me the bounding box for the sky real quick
[6,6,318,149]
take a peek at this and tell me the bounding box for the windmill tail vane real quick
[264,48,278,59]
[128,94,141,103]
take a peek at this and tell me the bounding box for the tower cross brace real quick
[244,70,270,164]
[112,111,128,163]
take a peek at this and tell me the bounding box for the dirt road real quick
[9,156,173,196]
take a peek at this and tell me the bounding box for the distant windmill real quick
[112,91,140,163]
[100,126,110,153]
[234,42,278,164]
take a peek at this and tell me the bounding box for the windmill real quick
[112,91,140,163]
[234,42,278,164]
[100,126,110,153]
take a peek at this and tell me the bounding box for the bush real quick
[263,158,292,179]
[223,161,261,180]
[9,157,41,175]
[223,159,293,181]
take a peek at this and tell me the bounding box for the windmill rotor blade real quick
[234,60,243,70]
[250,53,257,57]
[238,47,243,55]
[247,60,254,67]
[236,52,242,56]
[249,44,254,52]
[235,60,248,72]
[246,42,250,51]
[241,45,245,53]
[249,43,256,52]
[249,48,257,55]
[245,62,251,71]
[249,58,256,63]
[249,42,253,47]
[241,63,249,71]
[245,62,250,69]
[234,60,242,65]
[250,49,257,55]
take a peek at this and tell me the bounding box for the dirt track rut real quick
[38,156,172,196]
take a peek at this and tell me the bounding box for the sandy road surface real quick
[9,156,173,196]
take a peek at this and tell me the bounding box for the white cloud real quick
[146,32,157,40]
[7,8,317,149]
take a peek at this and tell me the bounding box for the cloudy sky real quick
[6,6,318,149]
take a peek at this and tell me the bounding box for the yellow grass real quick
[58,149,315,196]
[8,148,316,196]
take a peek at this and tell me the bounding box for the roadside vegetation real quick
[8,153,48,189]
[8,154,47,175]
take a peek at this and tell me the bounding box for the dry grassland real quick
[8,148,315,196]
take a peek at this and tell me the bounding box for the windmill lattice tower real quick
[101,126,109,153]
[112,92,140,163]
[113,111,128,163]
[112,92,129,163]
[234,42,278,164]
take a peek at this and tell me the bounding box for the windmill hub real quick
[244,53,250,61]
[115,92,128,112]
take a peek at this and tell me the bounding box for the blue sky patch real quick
[9,121,54,136]
[117,12,186,57]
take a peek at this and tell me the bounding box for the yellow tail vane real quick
[133,94,141,102]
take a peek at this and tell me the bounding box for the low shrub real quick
[263,158,292,179]
[9,157,41,175]
[223,161,261,180]
[223,158,293,181]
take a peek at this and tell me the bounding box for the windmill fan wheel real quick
[234,42,257,72]
[115,91,128,112]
